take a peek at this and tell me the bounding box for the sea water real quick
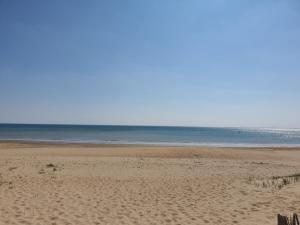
[0,124,300,147]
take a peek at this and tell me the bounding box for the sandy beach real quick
[0,141,300,225]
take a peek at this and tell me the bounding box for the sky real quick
[0,0,300,128]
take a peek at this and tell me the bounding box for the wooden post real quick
[278,213,299,225]
[293,214,299,225]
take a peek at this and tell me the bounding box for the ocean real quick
[0,124,300,147]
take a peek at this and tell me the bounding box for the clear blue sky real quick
[0,0,300,128]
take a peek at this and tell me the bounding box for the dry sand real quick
[0,141,300,225]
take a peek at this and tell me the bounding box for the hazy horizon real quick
[1,1,300,128]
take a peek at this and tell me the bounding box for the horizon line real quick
[0,122,299,130]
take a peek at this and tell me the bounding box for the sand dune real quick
[0,142,300,225]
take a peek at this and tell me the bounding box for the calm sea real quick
[0,124,300,147]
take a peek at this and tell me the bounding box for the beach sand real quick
[0,142,300,225]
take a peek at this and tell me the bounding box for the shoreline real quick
[1,139,300,149]
[1,141,300,161]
